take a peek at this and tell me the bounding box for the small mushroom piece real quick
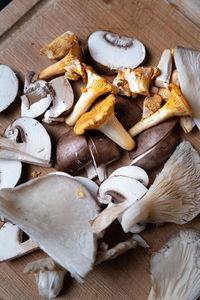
[40,31,78,60]
[43,76,74,124]
[0,174,99,281]
[122,141,200,232]
[155,49,173,88]
[65,65,119,126]
[86,30,146,74]
[21,95,52,118]
[0,222,39,262]
[74,94,135,150]
[24,257,67,299]
[174,46,200,129]
[0,117,52,167]
[142,94,163,119]
[148,230,200,300]
[0,65,19,112]
[129,84,193,137]
[0,159,21,189]
[113,70,135,98]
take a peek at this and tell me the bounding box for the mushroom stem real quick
[39,59,65,80]
[99,114,135,151]
[129,84,193,137]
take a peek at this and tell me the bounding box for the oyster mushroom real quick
[43,76,74,124]
[155,49,173,88]
[65,65,119,126]
[74,94,135,150]
[0,65,19,112]
[148,230,200,300]
[122,141,200,232]
[128,84,193,137]
[0,117,52,167]
[40,31,78,60]
[86,30,146,74]
[0,174,99,281]
[24,257,67,299]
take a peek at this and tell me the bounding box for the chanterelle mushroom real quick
[87,30,146,73]
[74,94,135,150]
[0,174,99,281]
[0,65,19,112]
[129,84,193,137]
[148,230,200,300]
[0,117,52,167]
[65,65,119,126]
[121,141,200,232]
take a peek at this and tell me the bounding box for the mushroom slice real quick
[0,222,38,262]
[40,31,78,60]
[129,84,193,137]
[122,141,200,232]
[0,159,21,189]
[0,117,52,167]
[174,46,200,130]
[87,30,146,73]
[43,76,74,124]
[155,49,173,88]
[142,94,162,119]
[74,94,135,151]
[21,95,52,118]
[148,230,200,300]
[65,65,119,126]
[113,70,135,98]
[24,257,67,299]
[0,65,19,112]
[109,166,149,187]
[0,174,99,280]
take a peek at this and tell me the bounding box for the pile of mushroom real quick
[0,28,200,300]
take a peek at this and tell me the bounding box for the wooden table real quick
[0,0,200,299]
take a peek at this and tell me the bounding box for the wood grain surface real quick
[0,0,200,299]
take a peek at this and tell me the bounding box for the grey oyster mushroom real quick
[86,30,146,74]
[0,65,19,112]
[0,117,52,167]
[148,230,200,300]
[24,257,67,299]
[122,141,200,232]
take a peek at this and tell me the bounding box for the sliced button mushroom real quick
[74,94,135,151]
[122,141,200,232]
[148,230,200,300]
[0,174,99,281]
[0,65,19,112]
[65,65,119,126]
[155,49,173,88]
[87,30,146,74]
[43,76,74,124]
[0,159,21,189]
[129,84,193,137]
[24,257,67,299]
[0,117,52,167]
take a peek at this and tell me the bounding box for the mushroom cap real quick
[74,94,115,135]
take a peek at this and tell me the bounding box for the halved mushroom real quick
[0,65,19,112]
[122,141,200,232]
[24,257,67,299]
[129,84,193,137]
[74,94,135,150]
[43,76,74,124]
[148,230,200,300]
[65,65,119,126]
[0,159,21,189]
[0,117,52,167]
[0,174,99,281]
[155,49,173,88]
[86,30,146,74]
[40,31,78,60]
[0,222,38,262]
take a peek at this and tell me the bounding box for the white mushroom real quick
[85,162,107,183]
[121,141,200,232]
[0,174,99,281]
[43,76,74,124]
[155,49,173,88]
[0,117,52,167]
[0,159,21,189]
[0,222,38,262]
[24,257,67,299]
[21,95,52,118]
[148,230,200,300]
[0,65,19,112]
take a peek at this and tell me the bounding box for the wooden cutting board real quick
[0,0,200,299]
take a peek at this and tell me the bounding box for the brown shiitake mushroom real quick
[130,119,180,171]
